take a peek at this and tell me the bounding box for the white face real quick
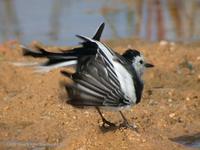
[131,55,146,77]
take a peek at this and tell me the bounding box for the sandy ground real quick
[0,39,199,150]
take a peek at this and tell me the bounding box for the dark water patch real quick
[0,140,62,149]
[171,133,200,148]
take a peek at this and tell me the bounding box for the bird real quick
[20,23,154,129]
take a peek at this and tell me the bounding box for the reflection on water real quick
[0,0,200,45]
[171,133,200,148]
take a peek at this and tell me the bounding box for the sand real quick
[0,39,199,150]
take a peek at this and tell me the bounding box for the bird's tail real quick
[15,22,105,72]
[18,45,78,72]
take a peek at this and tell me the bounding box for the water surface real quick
[171,133,200,149]
[0,0,200,46]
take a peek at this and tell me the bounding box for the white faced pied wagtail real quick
[20,23,154,129]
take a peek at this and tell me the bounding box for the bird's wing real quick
[65,36,135,107]
[66,54,131,107]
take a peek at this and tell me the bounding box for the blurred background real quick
[0,0,200,46]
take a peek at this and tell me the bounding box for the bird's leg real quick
[96,107,116,127]
[119,111,137,130]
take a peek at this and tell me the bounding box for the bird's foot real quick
[119,120,138,132]
[102,118,116,128]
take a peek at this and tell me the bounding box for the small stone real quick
[169,113,176,118]
[141,139,146,143]
[168,91,173,96]
[83,111,89,117]
[159,40,168,46]
[186,97,190,101]
[197,56,200,61]
[168,99,173,102]
[163,123,167,128]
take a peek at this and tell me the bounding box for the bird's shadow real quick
[99,125,119,133]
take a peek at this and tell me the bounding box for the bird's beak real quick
[145,63,154,68]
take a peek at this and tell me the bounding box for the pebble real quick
[159,40,168,46]
[186,97,190,101]
[168,91,173,96]
[169,113,176,118]
[141,139,146,143]
[168,99,173,103]
[197,56,200,61]
[163,123,167,128]
[72,116,77,119]
[83,111,89,117]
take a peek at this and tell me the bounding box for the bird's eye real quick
[139,60,143,64]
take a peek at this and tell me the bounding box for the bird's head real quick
[122,49,154,77]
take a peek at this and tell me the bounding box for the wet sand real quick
[0,39,199,150]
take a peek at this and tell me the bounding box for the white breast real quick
[113,61,136,103]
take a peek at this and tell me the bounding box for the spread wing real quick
[64,36,135,107]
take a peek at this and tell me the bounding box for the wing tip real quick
[92,22,105,41]
[76,22,105,42]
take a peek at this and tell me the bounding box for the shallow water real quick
[0,140,62,149]
[0,0,200,45]
[171,133,200,149]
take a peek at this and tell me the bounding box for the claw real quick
[119,111,138,131]
[119,120,138,131]
[96,107,116,128]
[102,118,116,127]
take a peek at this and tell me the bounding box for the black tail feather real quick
[92,22,105,41]
[21,45,79,68]
[22,47,48,57]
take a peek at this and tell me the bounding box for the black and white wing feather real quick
[65,35,137,107]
